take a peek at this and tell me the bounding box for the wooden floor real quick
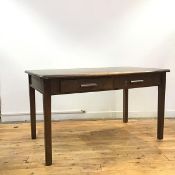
[0,119,175,175]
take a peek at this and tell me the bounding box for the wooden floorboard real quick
[0,119,175,175]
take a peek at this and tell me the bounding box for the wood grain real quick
[0,119,175,175]
[25,67,170,79]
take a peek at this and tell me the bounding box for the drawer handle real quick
[130,80,144,83]
[80,83,98,88]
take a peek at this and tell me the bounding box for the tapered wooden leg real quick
[123,89,128,123]
[43,92,52,166]
[157,73,166,140]
[29,86,36,139]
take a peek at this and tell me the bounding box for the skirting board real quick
[1,110,175,122]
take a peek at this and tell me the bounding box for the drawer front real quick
[60,77,113,94]
[114,73,161,89]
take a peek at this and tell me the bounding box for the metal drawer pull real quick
[80,83,98,88]
[130,80,144,83]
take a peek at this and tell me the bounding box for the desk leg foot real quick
[157,73,166,140]
[123,89,128,123]
[29,86,36,139]
[43,92,52,166]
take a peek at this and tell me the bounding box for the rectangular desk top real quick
[25,67,170,79]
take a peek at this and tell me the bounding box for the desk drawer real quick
[114,73,161,89]
[60,77,113,94]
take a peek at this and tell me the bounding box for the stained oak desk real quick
[25,67,170,166]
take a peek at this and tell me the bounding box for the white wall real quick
[0,0,175,121]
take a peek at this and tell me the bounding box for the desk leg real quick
[43,92,52,166]
[157,73,166,140]
[29,86,36,139]
[123,89,128,123]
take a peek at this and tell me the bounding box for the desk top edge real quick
[25,67,170,79]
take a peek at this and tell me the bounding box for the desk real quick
[25,67,170,166]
